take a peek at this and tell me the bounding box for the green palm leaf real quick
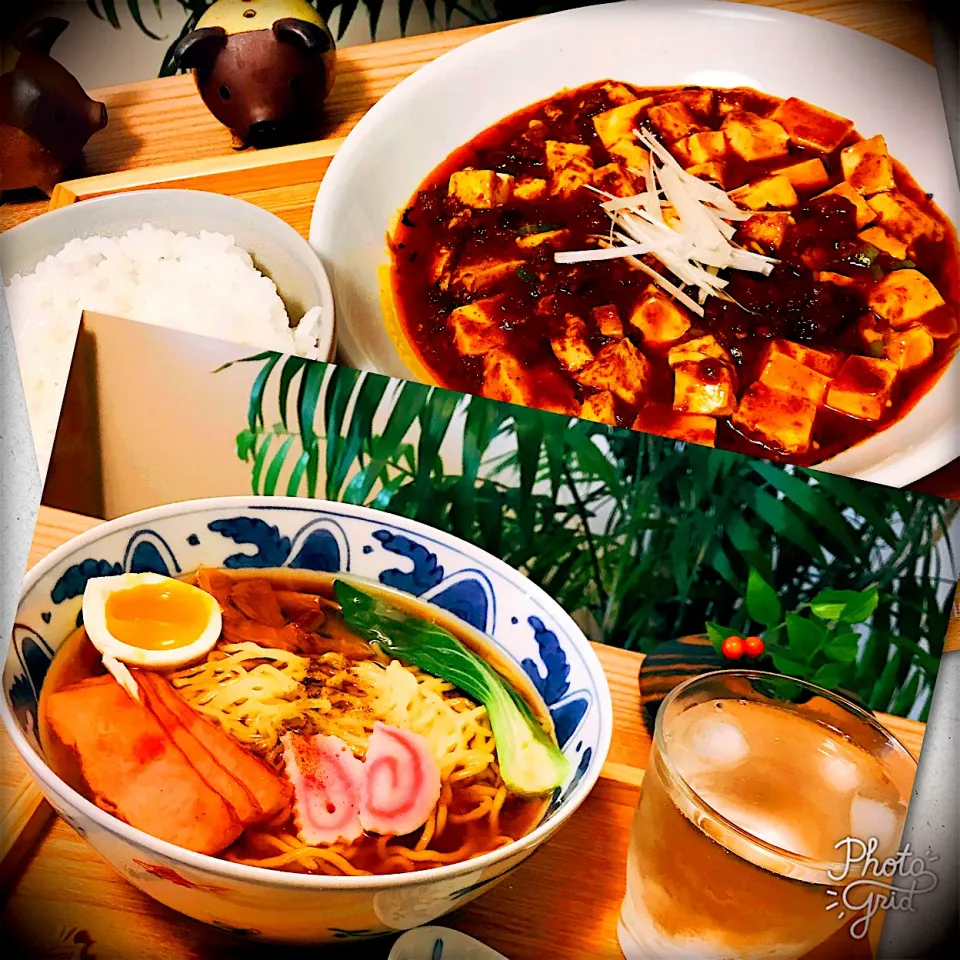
[227,350,956,717]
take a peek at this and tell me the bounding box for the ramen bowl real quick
[2,497,612,945]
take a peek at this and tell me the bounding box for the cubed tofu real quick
[514,177,548,202]
[841,135,896,196]
[672,359,737,416]
[771,97,855,153]
[550,314,594,373]
[867,269,946,329]
[685,161,728,188]
[592,304,623,338]
[629,289,692,346]
[455,259,525,294]
[647,101,707,143]
[759,352,833,405]
[448,170,514,209]
[516,229,571,250]
[592,162,639,198]
[575,338,651,406]
[825,355,898,421]
[546,141,595,199]
[867,191,944,247]
[481,348,533,407]
[592,99,651,150]
[609,140,651,174]
[580,390,618,425]
[553,164,594,199]
[481,350,579,416]
[632,405,717,447]
[778,158,831,195]
[730,175,799,210]
[668,335,732,367]
[883,326,935,372]
[737,212,792,252]
[722,112,791,163]
[673,130,727,167]
[545,140,592,173]
[761,339,843,377]
[732,382,818,456]
[450,297,508,356]
[717,89,781,118]
[601,82,640,105]
[670,88,717,119]
[858,226,908,261]
[817,182,877,229]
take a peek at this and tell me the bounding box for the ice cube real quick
[819,741,861,795]
[682,715,750,772]
[849,793,905,861]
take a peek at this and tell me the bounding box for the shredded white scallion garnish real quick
[555,129,779,316]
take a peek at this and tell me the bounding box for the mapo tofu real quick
[388,81,959,465]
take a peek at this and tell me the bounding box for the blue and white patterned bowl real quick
[1,497,613,944]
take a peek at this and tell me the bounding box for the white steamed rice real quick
[4,223,325,477]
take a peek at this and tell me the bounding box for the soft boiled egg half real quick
[82,573,222,699]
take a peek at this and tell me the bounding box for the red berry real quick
[744,635,765,658]
[721,636,745,660]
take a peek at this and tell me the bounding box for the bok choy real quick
[334,580,570,796]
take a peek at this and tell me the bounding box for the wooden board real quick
[46,138,345,240]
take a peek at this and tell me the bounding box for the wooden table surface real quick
[0,505,928,960]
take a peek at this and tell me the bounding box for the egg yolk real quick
[104,580,212,650]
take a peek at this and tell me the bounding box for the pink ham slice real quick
[281,733,365,845]
[137,670,293,822]
[359,722,441,838]
[44,676,244,855]
[133,670,262,825]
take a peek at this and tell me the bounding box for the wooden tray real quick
[21,4,959,502]
[34,0,936,238]
[0,506,925,959]
[0,1,935,235]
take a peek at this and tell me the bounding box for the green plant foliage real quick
[223,353,957,720]
[708,574,920,709]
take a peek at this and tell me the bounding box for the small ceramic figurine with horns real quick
[173,0,337,149]
[0,18,108,195]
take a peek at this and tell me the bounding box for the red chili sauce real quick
[388,81,959,466]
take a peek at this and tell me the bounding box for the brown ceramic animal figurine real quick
[0,18,108,195]
[173,0,336,149]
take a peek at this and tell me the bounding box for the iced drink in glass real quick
[618,671,916,959]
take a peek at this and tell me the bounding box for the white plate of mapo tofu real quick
[311,0,960,484]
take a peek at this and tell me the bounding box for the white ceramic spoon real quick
[387,926,510,960]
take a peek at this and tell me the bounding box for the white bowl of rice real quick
[0,190,336,479]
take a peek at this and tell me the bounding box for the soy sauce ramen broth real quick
[38,569,553,876]
[388,80,960,466]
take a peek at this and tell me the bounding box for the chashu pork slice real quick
[135,669,292,823]
[134,669,262,825]
[44,675,243,855]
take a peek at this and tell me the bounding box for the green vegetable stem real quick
[334,579,571,795]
